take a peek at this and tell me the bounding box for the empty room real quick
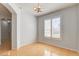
[0,3,79,56]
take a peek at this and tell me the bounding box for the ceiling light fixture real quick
[33,3,42,13]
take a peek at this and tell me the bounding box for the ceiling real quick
[16,3,76,16]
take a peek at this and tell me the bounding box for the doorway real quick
[0,4,12,50]
[1,18,11,50]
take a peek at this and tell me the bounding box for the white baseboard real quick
[39,40,78,52]
[17,40,36,49]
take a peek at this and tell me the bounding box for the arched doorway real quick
[0,3,12,50]
[0,3,17,50]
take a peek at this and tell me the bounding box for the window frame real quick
[51,16,61,40]
[44,19,52,38]
[44,15,63,40]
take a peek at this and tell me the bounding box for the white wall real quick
[20,10,37,47]
[37,5,79,51]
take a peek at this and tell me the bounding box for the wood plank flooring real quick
[0,43,79,56]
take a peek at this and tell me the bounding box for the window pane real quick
[44,20,51,37]
[52,17,60,38]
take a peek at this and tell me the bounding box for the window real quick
[44,19,51,37]
[52,17,60,38]
[44,17,60,39]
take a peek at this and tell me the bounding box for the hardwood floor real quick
[0,42,79,56]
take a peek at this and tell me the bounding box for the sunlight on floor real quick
[44,48,58,56]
